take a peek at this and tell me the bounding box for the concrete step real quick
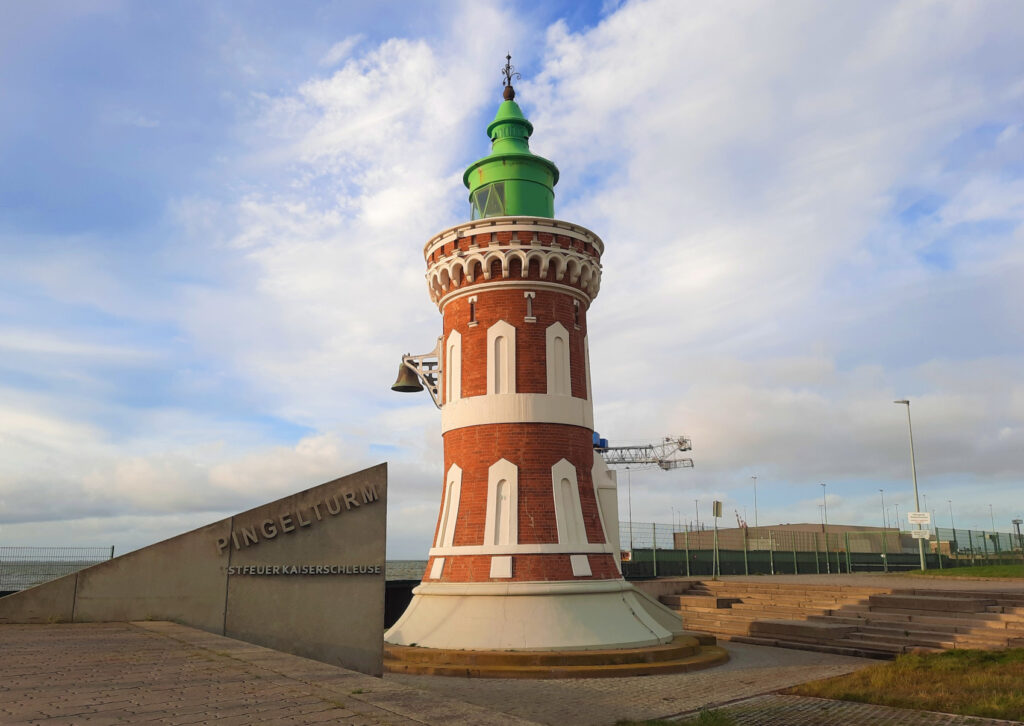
[747,619,857,641]
[836,604,1021,622]
[383,645,729,678]
[912,590,1024,606]
[383,636,704,667]
[727,634,896,660]
[679,618,753,635]
[668,605,756,617]
[987,605,1024,615]
[708,592,879,605]
[854,625,1010,645]
[660,595,741,609]
[808,612,1024,633]
[699,581,887,595]
[843,631,955,649]
[868,594,995,613]
[729,603,834,617]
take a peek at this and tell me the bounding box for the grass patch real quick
[903,564,1024,579]
[616,710,735,726]
[788,648,1024,721]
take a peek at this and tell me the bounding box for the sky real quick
[1,0,1022,558]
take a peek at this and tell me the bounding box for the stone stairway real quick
[659,581,1024,659]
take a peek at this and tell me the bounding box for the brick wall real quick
[424,553,620,583]
[441,424,603,546]
[443,289,589,398]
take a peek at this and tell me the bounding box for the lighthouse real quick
[386,60,723,673]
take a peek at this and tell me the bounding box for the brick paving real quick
[387,641,875,725]
[2,619,1021,725]
[0,622,538,725]
[711,694,1022,725]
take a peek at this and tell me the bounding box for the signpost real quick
[908,512,931,525]
[911,529,931,540]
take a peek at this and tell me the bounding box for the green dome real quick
[463,93,559,220]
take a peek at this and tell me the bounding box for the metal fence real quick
[618,522,1024,578]
[0,546,114,592]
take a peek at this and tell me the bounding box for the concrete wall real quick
[0,464,387,676]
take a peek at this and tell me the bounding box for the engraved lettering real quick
[231,531,241,550]
[343,491,360,510]
[361,485,379,504]
[311,502,323,520]
[325,495,342,515]
[216,537,229,554]
[261,519,278,538]
[241,527,259,547]
[296,509,311,527]
[273,566,280,575]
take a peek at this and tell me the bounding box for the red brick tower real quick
[386,64,684,652]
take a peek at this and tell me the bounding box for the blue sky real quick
[1,0,1022,557]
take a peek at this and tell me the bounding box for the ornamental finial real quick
[502,53,520,101]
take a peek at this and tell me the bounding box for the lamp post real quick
[751,475,759,529]
[694,498,699,533]
[894,399,926,570]
[820,482,830,574]
[880,489,887,530]
[820,482,828,527]
[626,467,633,551]
[989,504,996,532]
[948,499,957,556]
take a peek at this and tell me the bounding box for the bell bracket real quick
[400,336,444,409]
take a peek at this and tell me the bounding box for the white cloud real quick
[319,35,363,67]
[3,0,1023,556]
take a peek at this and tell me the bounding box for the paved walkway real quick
[387,641,873,725]
[1,619,1020,725]
[0,622,537,725]
[705,694,1022,725]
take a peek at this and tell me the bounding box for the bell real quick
[391,361,424,393]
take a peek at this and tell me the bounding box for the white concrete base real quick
[384,579,683,651]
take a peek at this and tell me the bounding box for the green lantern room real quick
[463,68,559,220]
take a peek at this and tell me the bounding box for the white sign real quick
[908,511,931,525]
[911,529,931,539]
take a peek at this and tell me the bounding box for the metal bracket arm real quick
[401,337,444,409]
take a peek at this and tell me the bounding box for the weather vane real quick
[502,53,520,100]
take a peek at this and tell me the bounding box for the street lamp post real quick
[752,475,759,529]
[626,467,633,551]
[948,499,957,555]
[820,482,830,574]
[894,399,926,570]
[990,504,996,533]
[880,489,887,530]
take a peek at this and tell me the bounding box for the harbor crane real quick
[593,435,694,470]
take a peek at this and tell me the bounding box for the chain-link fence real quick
[0,546,115,592]
[618,522,1024,578]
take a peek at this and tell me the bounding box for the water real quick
[385,560,427,581]
[0,560,106,591]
